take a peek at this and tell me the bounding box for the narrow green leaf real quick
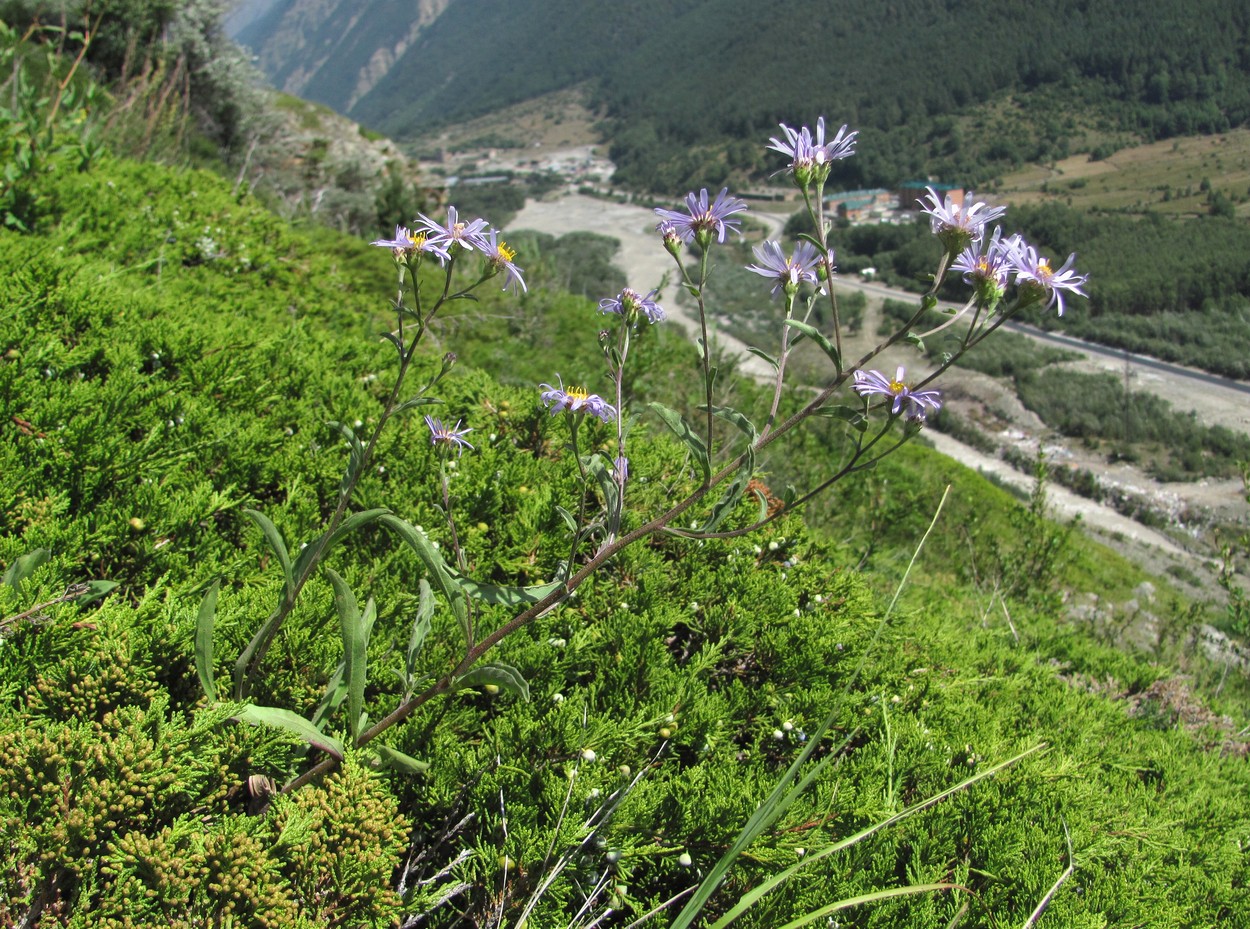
[815,404,868,433]
[372,744,430,776]
[195,580,220,702]
[452,576,562,608]
[707,404,758,442]
[393,396,441,416]
[2,548,51,595]
[784,319,841,369]
[404,579,434,691]
[648,402,710,481]
[233,705,344,759]
[328,420,366,495]
[554,505,578,532]
[243,509,293,597]
[457,663,530,702]
[379,331,404,356]
[700,449,755,533]
[379,514,470,643]
[745,346,780,371]
[311,661,346,732]
[326,568,369,744]
[75,579,118,605]
[290,507,391,582]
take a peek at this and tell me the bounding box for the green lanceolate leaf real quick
[372,744,430,776]
[379,514,470,642]
[233,705,344,759]
[2,548,51,596]
[290,508,391,583]
[451,575,562,608]
[404,579,434,692]
[311,661,346,732]
[457,662,530,702]
[649,402,711,482]
[393,396,442,416]
[243,509,293,598]
[815,404,868,433]
[784,319,841,369]
[701,448,756,533]
[745,346,780,371]
[325,568,374,745]
[328,420,367,495]
[195,580,220,702]
[707,404,759,443]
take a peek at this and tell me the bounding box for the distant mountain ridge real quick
[231,0,453,112]
[233,0,1250,192]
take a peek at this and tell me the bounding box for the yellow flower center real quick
[406,232,427,252]
[1036,259,1053,280]
[566,386,590,402]
[497,241,517,262]
[888,379,907,395]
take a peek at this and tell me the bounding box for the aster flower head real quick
[951,226,1020,311]
[599,287,665,324]
[767,117,857,188]
[917,187,1006,256]
[370,224,451,263]
[746,240,823,298]
[424,414,474,457]
[853,366,942,422]
[539,376,617,423]
[416,205,492,254]
[654,188,747,250]
[1007,240,1088,317]
[481,228,527,294]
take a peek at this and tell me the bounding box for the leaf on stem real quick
[2,548,51,597]
[371,744,430,776]
[379,514,470,644]
[452,575,562,607]
[814,404,868,433]
[393,396,442,416]
[745,346,780,372]
[290,508,391,583]
[649,402,711,482]
[243,509,293,598]
[456,662,530,701]
[233,704,345,760]
[327,421,367,495]
[326,568,374,745]
[195,580,220,702]
[783,319,840,369]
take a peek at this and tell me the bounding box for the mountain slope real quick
[233,0,452,111]
[236,0,1250,191]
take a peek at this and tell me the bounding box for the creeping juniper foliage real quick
[3,24,1249,929]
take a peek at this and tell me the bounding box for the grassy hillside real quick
[2,128,1250,929]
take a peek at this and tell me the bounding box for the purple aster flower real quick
[599,287,665,324]
[853,366,942,422]
[767,118,857,185]
[481,229,527,294]
[415,206,492,254]
[1006,240,1089,317]
[424,414,474,457]
[917,187,1006,255]
[746,240,823,297]
[653,188,747,247]
[951,226,1020,308]
[370,224,451,263]
[539,377,617,423]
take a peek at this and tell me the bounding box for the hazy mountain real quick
[230,0,452,112]
[234,0,1250,191]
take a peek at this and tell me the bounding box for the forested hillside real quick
[235,0,1250,192]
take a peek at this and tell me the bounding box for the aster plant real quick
[189,116,1085,927]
